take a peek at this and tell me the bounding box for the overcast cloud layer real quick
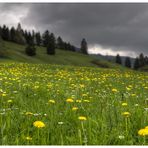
[0,3,148,57]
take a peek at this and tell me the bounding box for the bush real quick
[25,45,36,56]
[91,60,111,68]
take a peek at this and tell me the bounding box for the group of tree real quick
[116,54,132,68]
[115,53,148,70]
[133,53,148,70]
[0,23,80,56]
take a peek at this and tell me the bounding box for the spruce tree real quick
[0,37,6,57]
[2,25,10,41]
[47,33,56,55]
[145,56,148,65]
[125,57,131,68]
[25,34,36,56]
[133,57,140,70]
[139,53,145,67]
[42,30,50,47]
[115,54,122,64]
[57,36,64,49]
[35,32,41,46]
[81,38,88,54]
[10,27,16,42]
[15,23,26,44]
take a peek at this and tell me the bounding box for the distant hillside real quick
[90,53,136,68]
[0,41,122,69]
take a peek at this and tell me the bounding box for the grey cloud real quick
[1,3,148,56]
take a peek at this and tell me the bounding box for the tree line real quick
[0,23,88,56]
[115,53,148,70]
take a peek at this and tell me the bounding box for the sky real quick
[0,3,148,57]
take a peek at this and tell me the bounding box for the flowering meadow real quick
[0,63,148,145]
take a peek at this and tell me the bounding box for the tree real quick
[0,26,2,37]
[42,30,50,47]
[115,54,122,64]
[15,23,26,44]
[0,37,7,57]
[25,45,36,56]
[25,34,36,56]
[10,27,16,42]
[133,57,140,70]
[35,32,41,46]
[81,38,88,54]
[57,36,64,49]
[125,57,131,68]
[25,30,36,56]
[25,31,33,45]
[47,33,56,55]
[144,56,148,65]
[139,53,145,67]
[2,25,10,41]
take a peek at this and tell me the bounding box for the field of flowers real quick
[0,63,148,145]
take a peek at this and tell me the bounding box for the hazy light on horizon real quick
[88,44,138,58]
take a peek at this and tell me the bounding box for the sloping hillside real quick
[0,41,125,69]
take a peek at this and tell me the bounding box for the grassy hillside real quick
[0,41,123,69]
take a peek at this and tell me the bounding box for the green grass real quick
[0,63,148,145]
[0,41,147,145]
[0,41,123,69]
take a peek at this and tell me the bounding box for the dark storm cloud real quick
[1,3,148,56]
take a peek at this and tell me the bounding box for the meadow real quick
[0,62,148,145]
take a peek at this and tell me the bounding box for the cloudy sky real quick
[0,3,148,57]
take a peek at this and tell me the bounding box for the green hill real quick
[0,41,122,69]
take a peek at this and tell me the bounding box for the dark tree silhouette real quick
[115,54,122,64]
[133,57,140,70]
[42,30,50,47]
[35,32,41,46]
[81,38,88,54]
[47,33,56,55]
[125,57,131,68]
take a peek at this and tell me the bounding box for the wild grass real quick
[0,63,148,145]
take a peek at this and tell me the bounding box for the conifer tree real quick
[133,57,140,70]
[47,33,56,55]
[57,36,64,49]
[2,25,10,41]
[10,27,16,42]
[81,38,88,54]
[42,30,50,47]
[139,53,145,67]
[25,32,36,56]
[35,32,41,46]
[125,57,131,68]
[115,54,122,64]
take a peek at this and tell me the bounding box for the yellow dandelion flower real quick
[122,112,130,117]
[72,107,78,111]
[25,112,33,116]
[48,99,55,104]
[138,127,148,136]
[7,100,13,103]
[26,136,32,141]
[112,88,118,92]
[122,102,128,106]
[66,98,74,103]
[78,116,87,121]
[33,121,45,128]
